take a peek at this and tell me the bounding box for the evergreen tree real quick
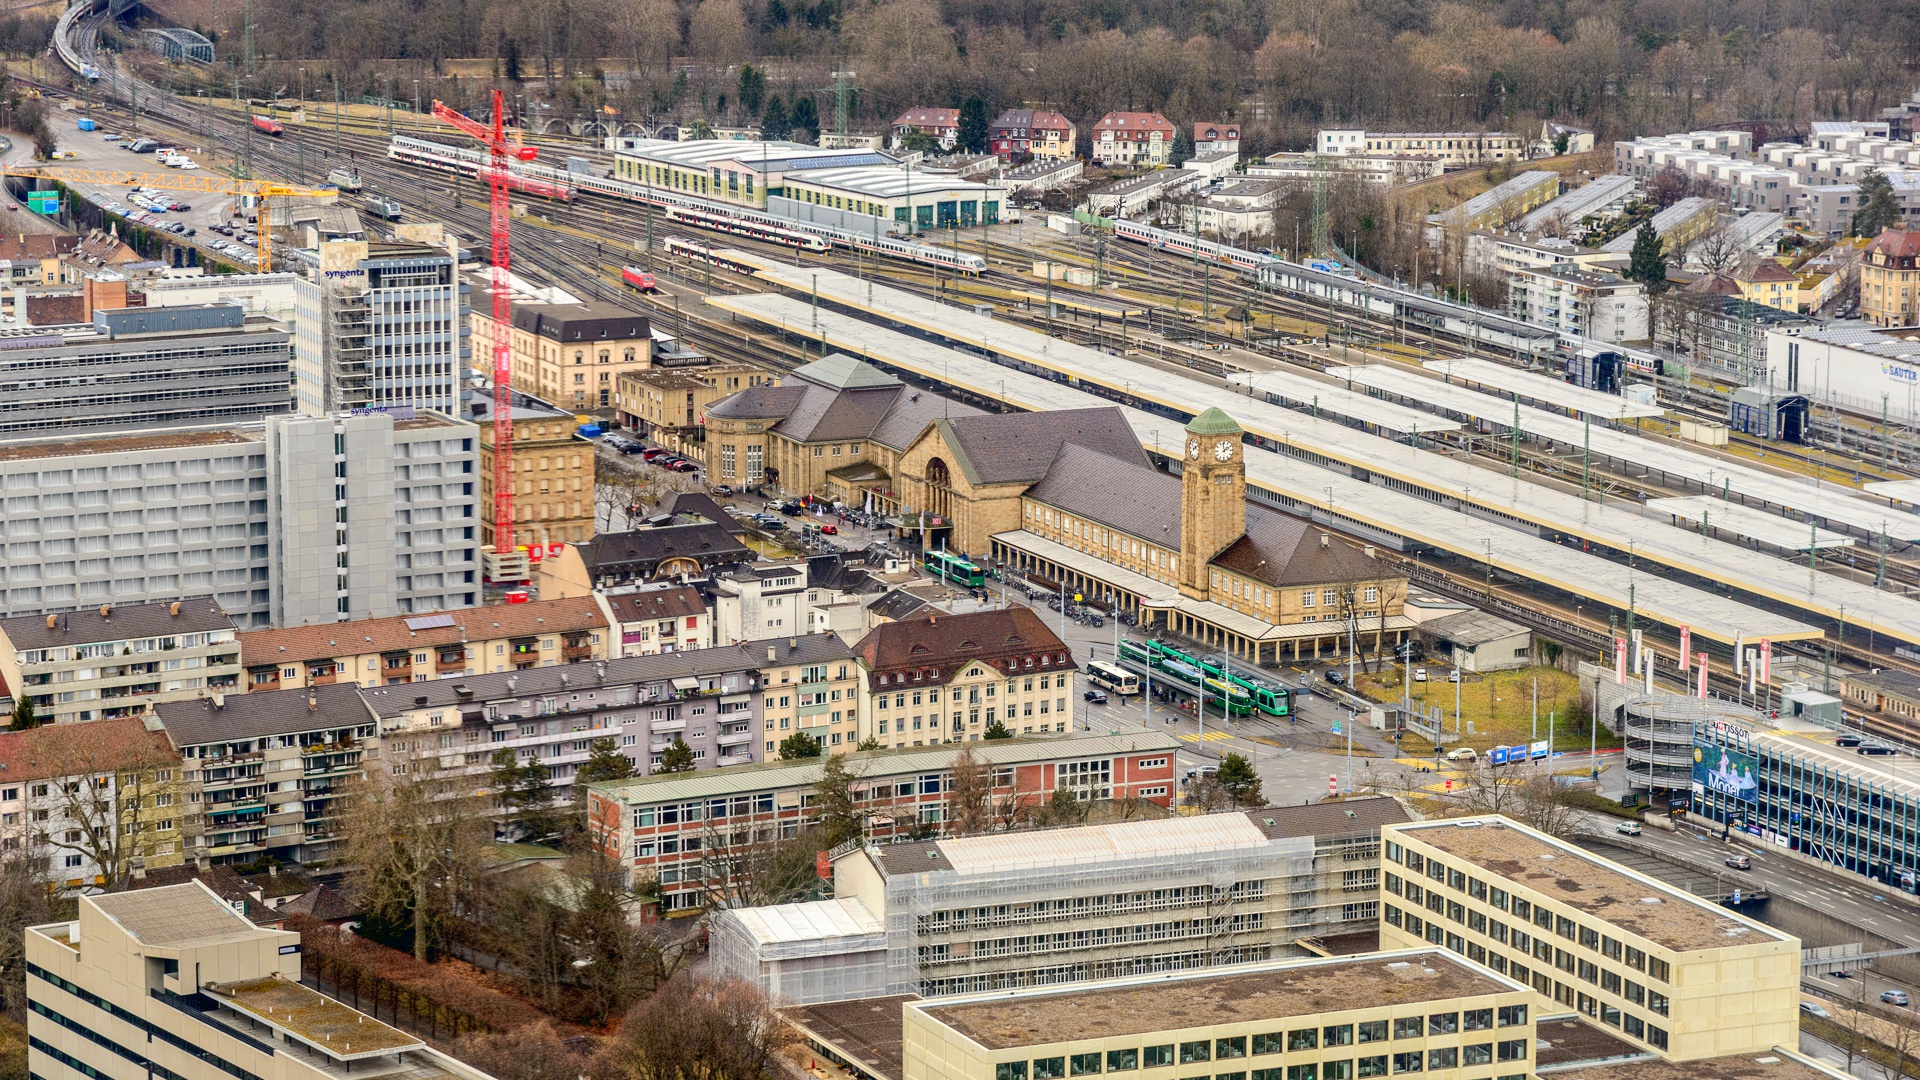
[983,719,1013,739]
[578,737,637,784]
[489,748,556,840]
[760,97,789,141]
[1217,752,1266,807]
[737,64,767,117]
[813,753,861,846]
[957,95,989,154]
[1853,168,1901,238]
[856,736,882,751]
[779,731,822,760]
[654,736,697,774]
[790,96,819,142]
[1626,221,1668,292]
[9,698,36,731]
[1169,126,1194,168]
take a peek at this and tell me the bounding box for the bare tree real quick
[589,972,791,1080]
[1690,217,1743,276]
[1879,1003,1920,1080]
[698,822,829,909]
[23,722,183,890]
[597,455,652,533]
[341,737,492,961]
[0,849,64,1018]
[946,747,993,836]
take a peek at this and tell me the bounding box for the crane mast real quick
[432,90,538,580]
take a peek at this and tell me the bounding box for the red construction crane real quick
[432,89,539,575]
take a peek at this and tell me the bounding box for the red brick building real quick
[586,731,1182,910]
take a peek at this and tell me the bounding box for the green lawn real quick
[1352,665,1611,755]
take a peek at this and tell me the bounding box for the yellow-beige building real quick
[468,388,597,548]
[469,299,651,410]
[1379,816,1800,1062]
[855,607,1076,748]
[1862,228,1920,327]
[757,632,865,757]
[616,362,774,459]
[902,950,1537,1080]
[28,882,497,1080]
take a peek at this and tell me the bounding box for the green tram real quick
[1117,638,1291,718]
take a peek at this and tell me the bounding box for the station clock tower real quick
[1178,406,1248,600]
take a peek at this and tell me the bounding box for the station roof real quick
[1226,369,1458,435]
[1862,478,1920,504]
[706,289,1819,645]
[1423,357,1665,420]
[786,164,1001,198]
[1342,361,1920,543]
[1647,496,1854,550]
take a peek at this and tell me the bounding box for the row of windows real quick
[28,969,264,1080]
[1383,842,1670,983]
[993,1039,1528,1080]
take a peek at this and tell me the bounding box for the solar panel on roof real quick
[404,614,457,630]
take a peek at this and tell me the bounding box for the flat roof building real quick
[1380,816,1799,1061]
[27,881,497,1080]
[0,303,289,439]
[293,239,461,416]
[905,950,1535,1080]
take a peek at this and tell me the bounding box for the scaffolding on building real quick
[709,898,890,1006]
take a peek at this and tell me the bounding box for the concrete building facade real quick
[1379,816,1800,1061]
[1319,129,1526,166]
[0,304,289,439]
[293,239,462,417]
[1507,265,1649,344]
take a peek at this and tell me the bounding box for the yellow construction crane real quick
[2,168,337,273]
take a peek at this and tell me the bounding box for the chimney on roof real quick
[98,604,111,618]
[45,615,55,630]
[211,693,225,710]
[307,689,318,713]
[1319,533,1329,548]
[130,858,146,881]
[169,601,181,617]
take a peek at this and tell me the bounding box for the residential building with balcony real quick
[236,595,611,692]
[355,637,822,797]
[152,684,380,866]
[855,607,1076,748]
[465,388,596,549]
[604,585,711,656]
[1320,129,1526,167]
[27,882,498,1080]
[1379,816,1799,1061]
[754,631,862,755]
[1090,112,1178,168]
[0,601,240,726]
[1862,227,1920,327]
[712,562,811,647]
[1507,265,1649,344]
[0,717,185,891]
[586,730,1183,912]
[891,108,962,151]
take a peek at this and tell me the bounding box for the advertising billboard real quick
[1692,741,1759,804]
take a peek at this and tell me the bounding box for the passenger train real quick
[662,235,781,275]
[386,135,985,275]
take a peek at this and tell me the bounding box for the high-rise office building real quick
[293,239,461,416]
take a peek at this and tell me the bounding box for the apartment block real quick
[293,239,462,416]
[0,601,239,725]
[1090,112,1178,168]
[0,717,185,890]
[899,951,1535,1080]
[615,362,772,459]
[1319,129,1526,167]
[1379,816,1799,1061]
[1507,265,1649,344]
[152,683,380,866]
[0,304,290,440]
[856,607,1077,747]
[236,595,611,691]
[712,562,812,647]
[1862,227,1920,327]
[602,585,710,656]
[587,731,1182,911]
[26,882,497,1080]
[753,631,863,755]
[263,410,481,624]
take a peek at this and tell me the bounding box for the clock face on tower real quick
[1214,440,1235,461]
[1188,438,1201,459]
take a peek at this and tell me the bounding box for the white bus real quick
[1086,660,1140,696]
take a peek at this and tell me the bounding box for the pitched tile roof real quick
[704,383,807,421]
[936,407,1148,486]
[605,586,709,624]
[893,108,961,130]
[1092,112,1177,136]
[657,491,748,535]
[1,599,235,652]
[1869,227,1920,259]
[1741,261,1798,283]
[854,607,1071,689]
[0,715,176,783]
[1025,443,1181,542]
[705,355,984,447]
[152,682,377,747]
[1211,512,1384,588]
[238,596,608,668]
[279,884,357,921]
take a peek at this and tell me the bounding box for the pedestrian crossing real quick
[1178,731,1237,743]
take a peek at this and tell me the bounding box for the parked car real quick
[1801,1002,1830,1019]
[1616,821,1642,836]
[1083,690,1109,705]
[1725,854,1752,870]
[1884,990,1910,1007]
[668,460,699,472]
[1412,668,1428,682]
[642,448,671,462]
[712,485,734,496]
[1445,747,1478,762]
[819,523,838,535]
[1836,734,1863,747]
[1323,670,1345,686]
